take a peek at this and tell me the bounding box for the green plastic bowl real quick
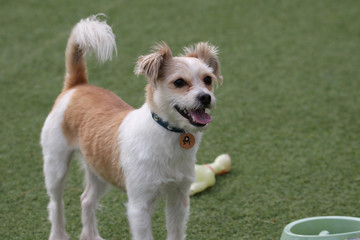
[281,216,360,240]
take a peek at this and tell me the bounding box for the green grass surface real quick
[1,0,360,239]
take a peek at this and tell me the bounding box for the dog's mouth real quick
[175,106,212,127]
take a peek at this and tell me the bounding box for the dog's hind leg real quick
[41,90,76,240]
[42,121,73,240]
[80,163,109,240]
[43,150,72,240]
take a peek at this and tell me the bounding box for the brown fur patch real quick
[185,53,198,58]
[145,83,154,103]
[62,85,134,189]
[63,34,88,91]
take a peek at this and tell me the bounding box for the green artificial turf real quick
[1,0,359,239]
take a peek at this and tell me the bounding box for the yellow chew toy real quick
[190,153,231,196]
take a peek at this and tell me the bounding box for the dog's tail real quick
[63,14,117,91]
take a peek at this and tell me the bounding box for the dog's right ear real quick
[134,42,172,88]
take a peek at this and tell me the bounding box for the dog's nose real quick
[198,93,211,106]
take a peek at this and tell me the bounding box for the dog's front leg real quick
[165,189,190,240]
[126,191,157,240]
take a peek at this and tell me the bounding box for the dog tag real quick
[180,133,195,149]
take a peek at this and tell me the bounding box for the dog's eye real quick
[173,78,187,88]
[204,76,212,85]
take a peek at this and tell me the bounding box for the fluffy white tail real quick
[63,14,117,91]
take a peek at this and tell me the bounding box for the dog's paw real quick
[49,232,69,240]
[80,233,105,240]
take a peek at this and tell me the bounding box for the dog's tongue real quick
[189,109,212,124]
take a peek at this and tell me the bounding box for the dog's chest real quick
[119,106,202,187]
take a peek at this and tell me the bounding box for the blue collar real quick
[151,112,185,133]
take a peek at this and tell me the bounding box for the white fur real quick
[120,103,200,240]
[79,163,108,240]
[41,90,76,240]
[74,14,117,63]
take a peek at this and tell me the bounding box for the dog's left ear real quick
[184,42,223,85]
[135,42,173,88]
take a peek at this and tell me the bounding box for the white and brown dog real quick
[41,15,222,240]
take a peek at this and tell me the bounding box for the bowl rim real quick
[283,216,360,237]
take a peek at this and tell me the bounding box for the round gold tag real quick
[179,133,195,149]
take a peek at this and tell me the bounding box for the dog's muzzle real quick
[175,93,213,127]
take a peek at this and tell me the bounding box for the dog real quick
[40,15,222,240]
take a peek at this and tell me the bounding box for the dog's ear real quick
[184,42,223,85]
[135,42,172,87]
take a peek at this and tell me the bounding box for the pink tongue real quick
[189,109,212,124]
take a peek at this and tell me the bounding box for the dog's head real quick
[135,42,222,132]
